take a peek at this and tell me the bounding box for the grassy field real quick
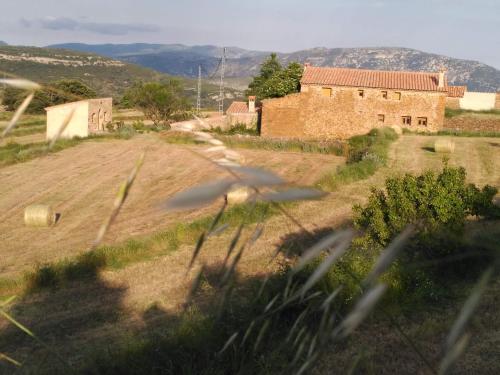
[0,131,498,374]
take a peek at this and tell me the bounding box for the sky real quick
[1,0,499,68]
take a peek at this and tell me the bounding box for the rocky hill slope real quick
[49,43,500,92]
[0,45,242,106]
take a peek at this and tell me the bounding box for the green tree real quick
[124,80,191,126]
[246,54,302,100]
[2,79,97,114]
[52,80,97,101]
[353,164,499,253]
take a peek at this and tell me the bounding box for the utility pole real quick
[218,47,226,115]
[196,64,201,113]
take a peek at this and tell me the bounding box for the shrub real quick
[353,164,498,251]
[317,127,398,190]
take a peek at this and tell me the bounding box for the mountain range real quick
[0,45,240,106]
[48,43,500,92]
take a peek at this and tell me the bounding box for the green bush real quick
[317,127,398,190]
[353,164,499,252]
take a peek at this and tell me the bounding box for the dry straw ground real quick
[0,127,498,373]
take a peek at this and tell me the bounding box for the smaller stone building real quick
[226,96,258,127]
[45,98,112,140]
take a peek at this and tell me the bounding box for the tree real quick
[52,80,97,102]
[2,79,97,114]
[124,80,191,126]
[246,54,302,100]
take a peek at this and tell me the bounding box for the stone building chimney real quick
[438,68,447,88]
[248,96,256,113]
[304,62,311,68]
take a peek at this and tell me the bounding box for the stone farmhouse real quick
[261,65,465,139]
[226,96,258,127]
[45,98,112,140]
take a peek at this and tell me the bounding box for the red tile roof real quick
[301,66,449,93]
[226,101,248,114]
[446,85,466,98]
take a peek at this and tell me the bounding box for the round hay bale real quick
[434,139,455,153]
[225,185,252,205]
[24,204,56,227]
[391,125,403,135]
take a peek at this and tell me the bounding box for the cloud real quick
[20,17,160,35]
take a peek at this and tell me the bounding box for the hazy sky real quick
[1,0,499,68]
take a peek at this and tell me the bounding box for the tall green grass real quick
[316,127,398,191]
[163,131,345,155]
[445,107,500,118]
[402,128,500,138]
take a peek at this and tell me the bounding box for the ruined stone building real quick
[45,98,112,140]
[261,65,464,140]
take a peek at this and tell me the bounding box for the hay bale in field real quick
[225,185,253,205]
[434,139,455,153]
[24,204,56,227]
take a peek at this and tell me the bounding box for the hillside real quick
[0,45,242,107]
[49,43,500,92]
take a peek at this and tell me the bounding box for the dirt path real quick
[0,134,343,277]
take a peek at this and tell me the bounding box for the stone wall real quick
[88,98,112,134]
[496,93,500,110]
[443,116,500,133]
[227,112,258,128]
[262,86,446,140]
[445,97,461,109]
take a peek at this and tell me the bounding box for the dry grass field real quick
[0,130,498,373]
[0,133,343,278]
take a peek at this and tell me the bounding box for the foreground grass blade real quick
[364,225,415,285]
[439,334,470,375]
[259,187,327,202]
[0,310,72,369]
[162,179,234,211]
[229,166,286,187]
[299,234,353,297]
[48,107,76,150]
[293,230,349,274]
[218,332,239,355]
[92,152,145,249]
[0,78,41,91]
[0,352,21,367]
[1,92,34,138]
[333,283,387,339]
[445,266,493,351]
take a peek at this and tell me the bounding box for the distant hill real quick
[0,41,7,46]
[0,45,242,107]
[49,43,500,92]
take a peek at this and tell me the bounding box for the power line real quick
[196,65,201,113]
[218,47,226,115]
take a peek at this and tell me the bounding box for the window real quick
[358,90,364,98]
[417,117,428,126]
[395,92,401,100]
[402,116,412,125]
[378,114,385,123]
[381,91,388,99]
[321,87,332,97]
